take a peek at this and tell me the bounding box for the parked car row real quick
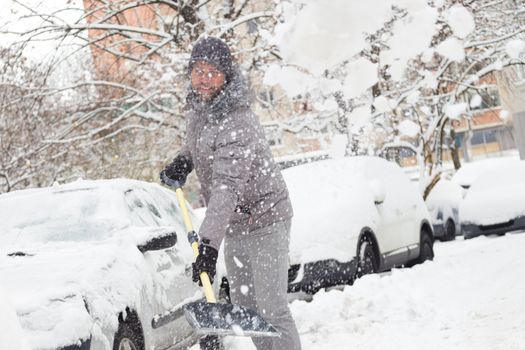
[2,155,522,349]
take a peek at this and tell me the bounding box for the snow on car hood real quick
[459,161,525,225]
[283,158,379,264]
[0,239,155,349]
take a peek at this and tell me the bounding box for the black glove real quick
[160,154,193,186]
[192,240,218,285]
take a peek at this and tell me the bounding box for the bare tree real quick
[0,0,281,193]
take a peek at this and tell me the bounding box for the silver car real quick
[0,179,218,350]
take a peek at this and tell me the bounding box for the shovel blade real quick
[183,301,280,338]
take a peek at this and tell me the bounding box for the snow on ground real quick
[217,233,525,350]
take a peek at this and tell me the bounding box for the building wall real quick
[496,65,525,160]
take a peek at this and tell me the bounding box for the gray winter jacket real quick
[179,69,293,250]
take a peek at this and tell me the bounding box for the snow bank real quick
[219,233,525,350]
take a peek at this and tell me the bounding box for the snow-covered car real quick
[0,179,213,350]
[460,161,525,239]
[0,287,31,350]
[451,156,520,189]
[425,179,465,241]
[282,156,434,294]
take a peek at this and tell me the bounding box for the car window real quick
[148,186,199,231]
[0,188,129,245]
[124,188,164,227]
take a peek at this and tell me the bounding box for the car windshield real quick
[0,187,129,246]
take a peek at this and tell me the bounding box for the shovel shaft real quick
[174,187,217,303]
[175,188,194,232]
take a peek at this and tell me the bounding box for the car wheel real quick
[113,321,143,350]
[417,232,434,264]
[443,219,456,241]
[357,237,378,278]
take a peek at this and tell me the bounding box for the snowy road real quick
[218,232,525,350]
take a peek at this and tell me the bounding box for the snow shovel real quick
[161,173,279,338]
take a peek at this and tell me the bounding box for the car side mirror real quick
[137,231,177,253]
[369,180,386,205]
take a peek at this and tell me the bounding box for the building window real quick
[471,128,497,145]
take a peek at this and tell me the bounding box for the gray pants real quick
[224,220,302,350]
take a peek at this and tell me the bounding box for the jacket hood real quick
[186,66,252,120]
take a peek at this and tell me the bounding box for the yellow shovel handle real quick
[175,187,217,303]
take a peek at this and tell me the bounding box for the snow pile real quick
[459,161,525,225]
[221,233,525,350]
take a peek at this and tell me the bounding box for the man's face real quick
[191,61,226,101]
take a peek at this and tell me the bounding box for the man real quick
[161,37,301,350]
